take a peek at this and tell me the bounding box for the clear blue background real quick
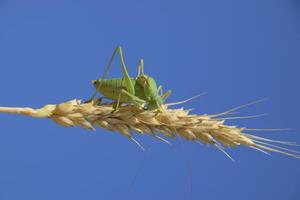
[0,0,299,199]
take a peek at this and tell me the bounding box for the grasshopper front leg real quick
[157,85,172,101]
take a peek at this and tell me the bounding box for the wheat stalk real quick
[0,98,299,160]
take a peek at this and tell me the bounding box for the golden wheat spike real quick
[0,98,299,159]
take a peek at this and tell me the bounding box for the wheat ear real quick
[0,98,299,159]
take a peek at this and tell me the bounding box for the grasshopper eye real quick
[92,80,97,85]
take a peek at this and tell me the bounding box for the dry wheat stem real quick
[0,98,299,159]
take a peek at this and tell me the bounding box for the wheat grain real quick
[0,98,299,159]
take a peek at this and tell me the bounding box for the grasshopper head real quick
[136,75,158,98]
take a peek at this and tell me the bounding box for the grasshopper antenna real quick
[165,92,207,107]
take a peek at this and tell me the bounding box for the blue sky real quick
[0,0,299,200]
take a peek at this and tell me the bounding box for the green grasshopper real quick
[91,46,172,111]
[90,47,202,149]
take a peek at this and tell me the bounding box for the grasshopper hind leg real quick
[111,89,146,113]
